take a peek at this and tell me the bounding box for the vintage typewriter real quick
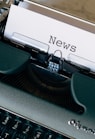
[0,0,95,139]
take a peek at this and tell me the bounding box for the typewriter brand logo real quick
[68,119,95,135]
[49,35,77,52]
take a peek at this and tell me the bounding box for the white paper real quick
[4,4,95,72]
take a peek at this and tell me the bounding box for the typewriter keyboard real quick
[0,108,71,139]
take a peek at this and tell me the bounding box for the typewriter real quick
[0,0,95,139]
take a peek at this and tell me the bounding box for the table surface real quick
[33,0,95,23]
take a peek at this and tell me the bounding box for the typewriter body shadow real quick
[0,0,95,139]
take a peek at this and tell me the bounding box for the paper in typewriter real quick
[4,2,95,72]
